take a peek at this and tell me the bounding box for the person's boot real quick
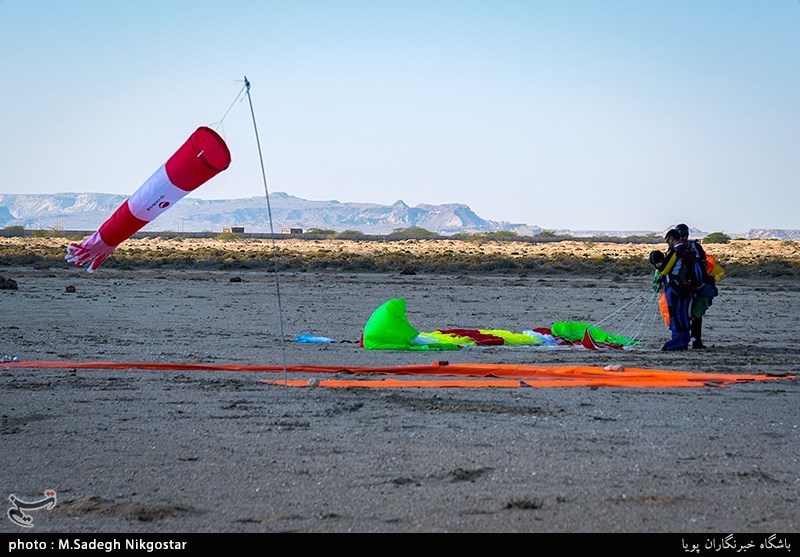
[662,332,689,351]
[691,318,705,349]
[662,341,688,351]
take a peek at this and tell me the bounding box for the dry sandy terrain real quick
[1,252,798,533]
[93,236,800,263]
[3,236,800,268]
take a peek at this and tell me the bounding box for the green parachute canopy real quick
[362,299,635,351]
[362,298,459,351]
[551,321,636,346]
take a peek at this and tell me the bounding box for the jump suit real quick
[686,240,710,345]
[659,242,696,350]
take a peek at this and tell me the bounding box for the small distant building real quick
[223,226,245,233]
[282,227,303,235]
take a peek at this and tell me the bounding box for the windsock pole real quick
[244,77,288,384]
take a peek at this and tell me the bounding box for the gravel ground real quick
[1,266,798,533]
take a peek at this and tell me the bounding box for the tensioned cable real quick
[209,78,289,384]
[243,76,289,385]
[208,82,247,138]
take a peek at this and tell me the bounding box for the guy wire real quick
[243,76,289,385]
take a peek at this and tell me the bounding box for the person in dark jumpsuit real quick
[674,223,715,349]
[656,229,695,351]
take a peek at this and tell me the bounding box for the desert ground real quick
[1,237,798,534]
[2,236,799,274]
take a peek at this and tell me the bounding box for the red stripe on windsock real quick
[98,201,148,247]
[164,127,231,192]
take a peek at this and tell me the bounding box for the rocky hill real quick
[1,193,795,239]
[744,229,800,241]
[0,192,532,235]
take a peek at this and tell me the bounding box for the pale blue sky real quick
[1,0,798,232]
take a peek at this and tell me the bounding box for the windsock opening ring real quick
[165,126,232,191]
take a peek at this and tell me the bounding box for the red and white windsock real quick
[66,127,231,272]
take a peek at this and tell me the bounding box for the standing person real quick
[655,229,694,351]
[675,223,717,349]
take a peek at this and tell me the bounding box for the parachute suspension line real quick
[244,76,289,385]
[615,292,654,338]
[591,291,648,329]
[208,82,248,140]
[636,292,662,347]
[622,291,660,347]
[623,296,652,345]
[629,292,660,345]
[640,291,663,346]
[589,290,661,350]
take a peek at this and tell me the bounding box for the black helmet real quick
[649,250,665,267]
[675,223,689,237]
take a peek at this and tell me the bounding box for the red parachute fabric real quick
[581,330,599,351]
[438,329,505,346]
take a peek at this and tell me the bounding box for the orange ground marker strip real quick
[263,379,527,388]
[4,360,793,388]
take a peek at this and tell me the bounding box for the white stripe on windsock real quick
[127,165,192,223]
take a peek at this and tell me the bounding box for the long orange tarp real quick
[266,379,530,388]
[2,360,793,388]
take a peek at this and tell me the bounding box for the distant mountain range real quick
[0,192,533,235]
[0,193,797,239]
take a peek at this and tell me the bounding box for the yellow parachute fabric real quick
[478,329,542,345]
